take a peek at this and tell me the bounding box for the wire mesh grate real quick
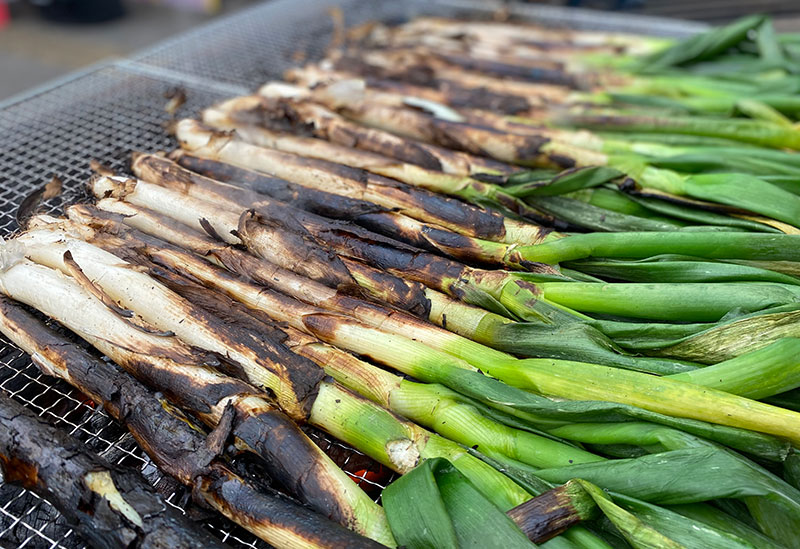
[0,65,230,235]
[0,1,703,547]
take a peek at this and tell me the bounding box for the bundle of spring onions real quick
[5,12,800,549]
[277,14,800,235]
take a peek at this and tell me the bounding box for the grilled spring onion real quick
[390,16,668,55]
[0,297,382,549]
[22,221,323,423]
[326,49,581,104]
[146,261,607,480]
[301,81,585,167]
[122,158,800,324]
[83,171,576,342]
[292,308,800,444]
[285,64,549,117]
[0,393,230,549]
[137,150,556,271]
[245,84,518,177]
[203,97,555,225]
[284,324,799,462]
[176,119,554,245]
[72,198,532,370]
[150,272,603,470]
[364,15,787,116]
[174,120,800,265]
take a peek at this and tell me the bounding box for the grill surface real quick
[0,2,705,547]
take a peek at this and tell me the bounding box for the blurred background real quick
[0,0,259,100]
[2,0,800,102]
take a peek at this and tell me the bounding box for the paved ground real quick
[0,0,256,100]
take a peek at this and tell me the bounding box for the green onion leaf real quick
[383,458,534,549]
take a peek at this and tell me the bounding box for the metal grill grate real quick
[0,65,231,234]
[0,2,704,547]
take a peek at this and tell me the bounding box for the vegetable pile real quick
[2,13,800,549]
